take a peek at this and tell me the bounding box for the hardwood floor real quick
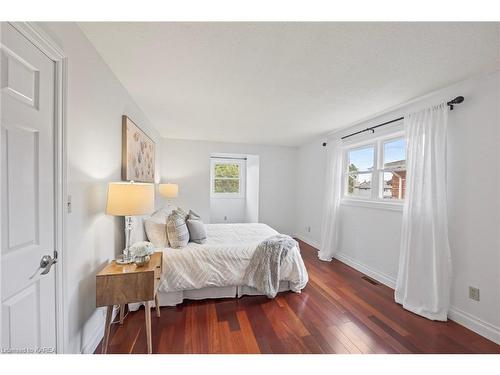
[95,240,500,354]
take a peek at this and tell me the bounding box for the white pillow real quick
[151,207,172,221]
[144,217,168,248]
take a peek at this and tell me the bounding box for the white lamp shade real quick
[159,183,179,198]
[106,182,155,216]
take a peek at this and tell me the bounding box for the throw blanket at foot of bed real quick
[244,234,299,298]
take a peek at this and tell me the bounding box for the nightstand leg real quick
[154,294,161,317]
[119,304,125,324]
[102,305,113,354]
[144,301,152,354]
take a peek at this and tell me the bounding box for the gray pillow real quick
[186,219,207,244]
[188,209,201,220]
[166,211,189,249]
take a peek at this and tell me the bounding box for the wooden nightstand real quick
[96,252,163,354]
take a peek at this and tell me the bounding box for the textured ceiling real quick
[79,22,499,146]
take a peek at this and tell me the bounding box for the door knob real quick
[29,254,57,279]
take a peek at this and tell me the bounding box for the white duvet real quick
[158,223,308,294]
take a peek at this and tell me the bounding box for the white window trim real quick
[341,130,405,210]
[210,158,246,199]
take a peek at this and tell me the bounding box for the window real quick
[210,158,245,198]
[381,138,406,200]
[347,146,375,198]
[344,134,406,202]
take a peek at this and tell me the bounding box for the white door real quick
[1,23,57,353]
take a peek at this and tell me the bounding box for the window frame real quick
[210,158,246,199]
[342,130,406,209]
[344,142,377,200]
[379,136,407,201]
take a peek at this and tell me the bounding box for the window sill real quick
[341,198,403,212]
[210,194,245,199]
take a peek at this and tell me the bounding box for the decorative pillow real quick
[144,217,168,248]
[166,211,189,249]
[186,218,207,244]
[151,207,172,221]
[174,207,189,220]
[188,209,201,220]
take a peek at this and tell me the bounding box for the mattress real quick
[157,223,308,294]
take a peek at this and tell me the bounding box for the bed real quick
[131,222,309,308]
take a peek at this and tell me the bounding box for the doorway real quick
[1,22,66,353]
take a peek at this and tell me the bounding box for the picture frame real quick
[122,115,155,182]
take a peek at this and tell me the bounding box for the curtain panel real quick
[319,139,343,261]
[395,103,452,321]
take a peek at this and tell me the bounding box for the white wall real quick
[295,71,500,343]
[210,195,246,223]
[161,138,297,235]
[295,140,326,247]
[38,22,162,353]
[245,155,260,223]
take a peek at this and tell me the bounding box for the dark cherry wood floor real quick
[96,240,500,354]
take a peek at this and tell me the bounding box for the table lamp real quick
[159,183,178,209]
[159,183,178,198]
[106,181,155,264]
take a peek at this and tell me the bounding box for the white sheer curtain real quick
[319,139,343,261]
[395,103,452,321]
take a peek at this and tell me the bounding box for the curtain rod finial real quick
[447,96,464,110]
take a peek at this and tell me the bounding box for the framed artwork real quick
[122,115,155,182]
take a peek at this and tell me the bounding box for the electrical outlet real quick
[307,226,311,233]
[224,216,227,221]
[469,286,480,301]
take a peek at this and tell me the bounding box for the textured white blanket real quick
[158,223,308,294]
[244,234,299,298]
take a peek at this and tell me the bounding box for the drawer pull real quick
[156,277,160,280]
[156,265,160,269]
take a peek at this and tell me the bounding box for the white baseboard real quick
[81,325,103,354]
[293,233,320,250]
[334,251,397,289]
[448,307,500,345]
[81,306,119,354]
[331,251,500,345]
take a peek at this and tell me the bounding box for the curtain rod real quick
[322,96,464,146]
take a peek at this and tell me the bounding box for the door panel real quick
[1,22,57,353]
[1,45,40,109]
[2,282,40,350]
[4,126,39,252]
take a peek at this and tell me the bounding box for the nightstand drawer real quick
[96,271,155,306]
